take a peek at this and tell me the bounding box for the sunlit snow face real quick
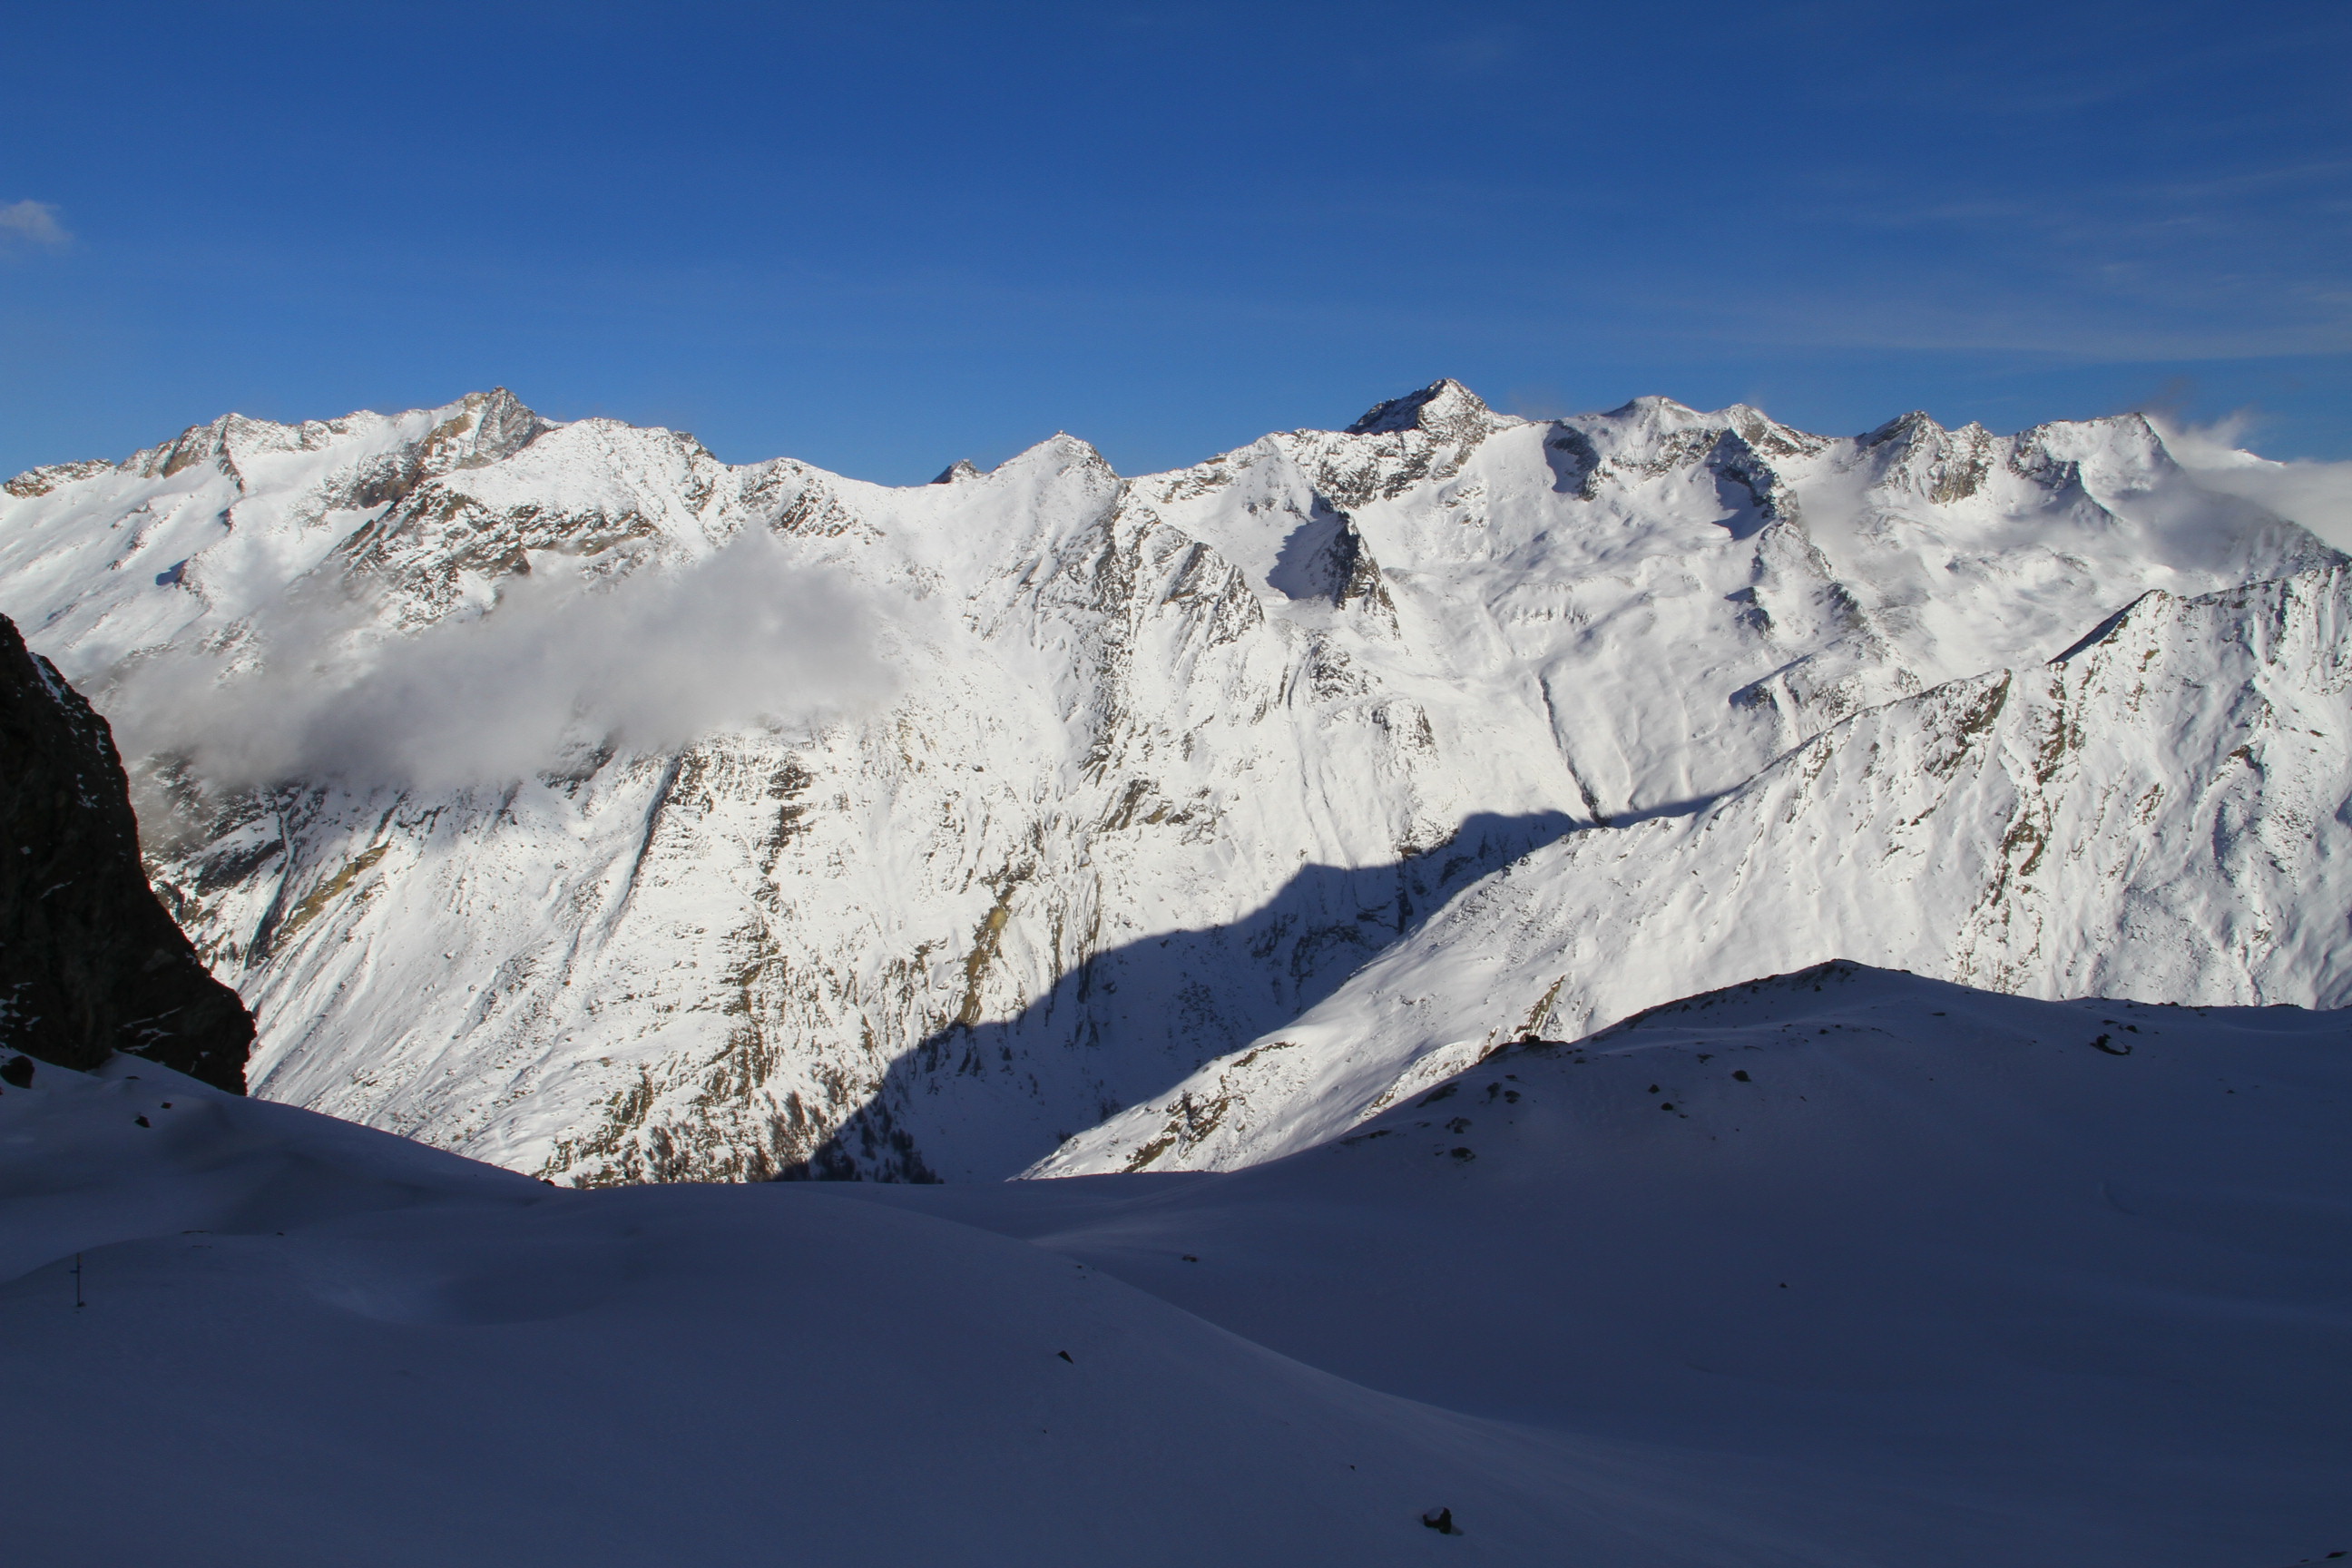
[106,528,897,791]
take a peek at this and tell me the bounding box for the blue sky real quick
[4,1,2349,483]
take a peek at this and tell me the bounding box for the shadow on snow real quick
[779,809,1586,1184]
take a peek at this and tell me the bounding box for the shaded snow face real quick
[104,530,895,791]
[0,1055,1760,1568]
[889,965,2352,1566]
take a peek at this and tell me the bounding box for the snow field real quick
[3,962,2345,1564]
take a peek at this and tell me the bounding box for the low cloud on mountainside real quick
[2155,414,2352,553]
[110,531,896,792]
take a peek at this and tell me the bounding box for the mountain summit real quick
[1345,377,1496,442]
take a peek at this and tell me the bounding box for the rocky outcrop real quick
[0,615,251,1088]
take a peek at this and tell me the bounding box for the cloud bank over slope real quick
[2153,412,2352,553]
[108,531,893,791]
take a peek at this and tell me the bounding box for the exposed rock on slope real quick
[0,615,251,1089]
[0,381,2339,1179]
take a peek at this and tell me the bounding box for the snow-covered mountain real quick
[1047,566,2352,1174]
[2,381,2342,1181]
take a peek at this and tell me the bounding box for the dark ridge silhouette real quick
[779,809,1578,1182]
[0,615,253,1090]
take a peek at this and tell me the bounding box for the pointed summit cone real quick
[1347,379,1494,444]
[418,387,555,474]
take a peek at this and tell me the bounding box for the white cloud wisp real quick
[0,200,71,250]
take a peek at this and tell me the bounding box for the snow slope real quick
[4,963,2346,1565]
[2,382,2342,1181]
[867,964,2352,1564]
[0,1062,1662,1567]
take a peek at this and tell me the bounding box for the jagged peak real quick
[2016,409,2165,449]
[132,412,244,478]
[1347,378,1494,442]
[110,388,560,484]
[930,458,982,485]
[1720,404,1829,458]
[1573,396,1766,475]
[1858,410,1945,448]
[128,407,342,480]
[416,387,556,474]
[2011,412,2177,488]
[456,386,541,421]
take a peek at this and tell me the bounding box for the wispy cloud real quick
[0,200,71,250]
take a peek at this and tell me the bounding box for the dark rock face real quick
[0,615,252,1090]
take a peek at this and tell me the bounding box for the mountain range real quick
[3,379,2344,1185]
